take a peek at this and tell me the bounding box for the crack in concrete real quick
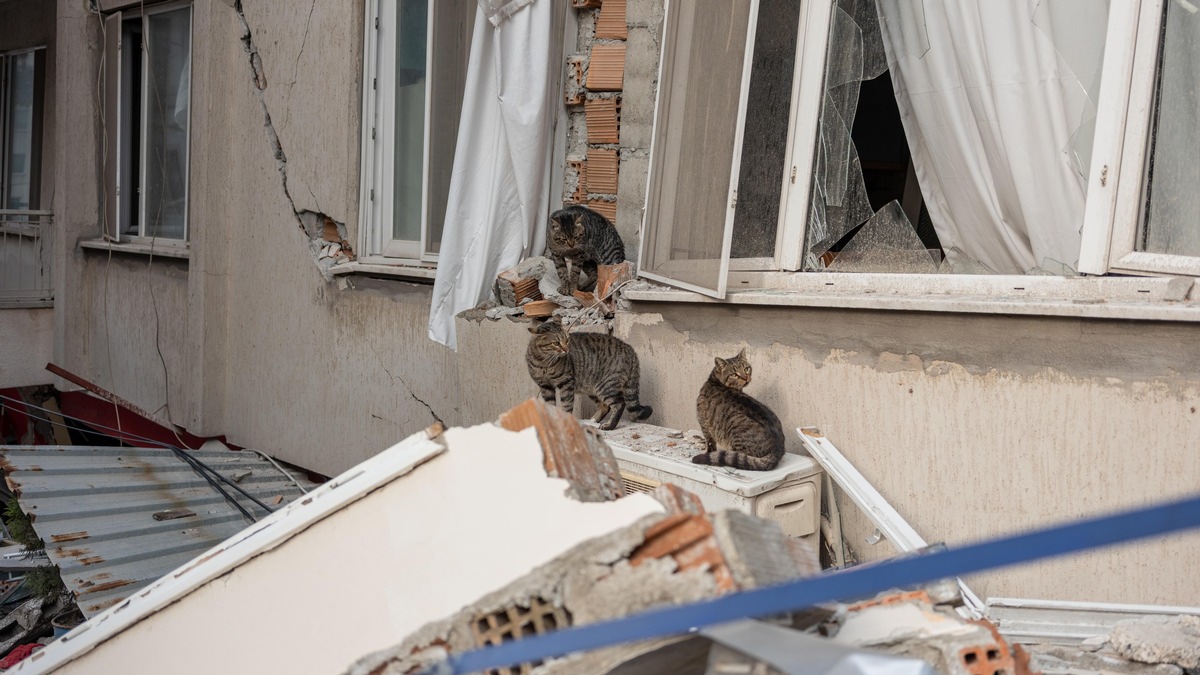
[367,343,446,426]
[282,0,318,130]
[233,0,351,278]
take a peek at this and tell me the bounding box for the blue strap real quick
[443,493,1200,674]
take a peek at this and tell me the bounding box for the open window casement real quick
[1080,0,1200,277]
[640,0,879,297]
[642,0,780,298]
[360,0,475,263]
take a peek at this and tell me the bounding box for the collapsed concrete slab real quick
[13,404,664,675]
[347,486,820,675]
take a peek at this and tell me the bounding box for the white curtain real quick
[428,0,560,349]
[878,0,1110,274]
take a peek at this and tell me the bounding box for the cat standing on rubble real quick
[693,348,785,471]
[546,205,625,295]
[525,317,652,430]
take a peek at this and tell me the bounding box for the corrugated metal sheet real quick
[0,445,315,617]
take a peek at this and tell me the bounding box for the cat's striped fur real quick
[547,205,625,294]
[526,319,652,430]
[693,349,785,471]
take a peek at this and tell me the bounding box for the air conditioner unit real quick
[602,423,823,546]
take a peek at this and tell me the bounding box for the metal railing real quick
[0,209,53,308]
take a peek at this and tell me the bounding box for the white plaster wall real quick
[613,307,1200,605]
[0,309,54,388]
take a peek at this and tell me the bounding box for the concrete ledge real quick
[79,238,191,260]
[328,259,437,281]
[624,273,1200,323]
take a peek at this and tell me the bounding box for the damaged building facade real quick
[0,0,1196,616]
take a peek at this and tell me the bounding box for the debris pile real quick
[488,257,634,326]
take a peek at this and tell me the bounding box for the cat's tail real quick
[691,450,781,471]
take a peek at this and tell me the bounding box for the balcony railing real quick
[0,210,53,308]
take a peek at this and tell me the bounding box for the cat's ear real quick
[573,216,585,236]
[714,356,726,368]
[736,347,746,359]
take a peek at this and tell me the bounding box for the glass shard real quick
[825,200,938,273]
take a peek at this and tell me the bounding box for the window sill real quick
[79,238,190,260]
[328,258,437,281]
[624,272,1200,323]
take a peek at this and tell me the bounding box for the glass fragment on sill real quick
[936,248,997,276]
[1027,257,1080,276]
[1032,0,1110,180]
[824,201,939,273]
[1137,0,1200,257]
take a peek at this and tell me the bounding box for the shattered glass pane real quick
[804,1,881,268]
[731,0,802,259]
[1033,0,1110,179]
[826,201,938,273]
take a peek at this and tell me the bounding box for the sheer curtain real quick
[428,0,560,349]
[877,0,1110,274]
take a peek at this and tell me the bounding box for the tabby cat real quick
[546,205,626,294]
[526,318,652,430]
[693,348,785,471]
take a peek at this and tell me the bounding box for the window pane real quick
[425,0,475,256]
[393,0,429,243]
[4,52,37,210]
[1138,1,1200,257]
[730,0,800,259]
[143,7,190,240]
[642,0,752,294]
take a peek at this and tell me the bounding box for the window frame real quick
[1078,0,1200,277]
[360,0,478,268]
[0,46,47,213]
[642,0,1198,303]
[101,0,193,247]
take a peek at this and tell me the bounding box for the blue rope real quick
[444,493,1200,674]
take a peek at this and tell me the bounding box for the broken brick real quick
[497,398,626,502]
[520,300,559,318]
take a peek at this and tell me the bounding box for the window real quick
[102,2,192,244]
[359,0,476,263]
[642,0,1192,300]
[1080,0,1200,277]
[1,47,46,211]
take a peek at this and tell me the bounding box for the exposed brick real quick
[584,98,621,145]
[595,0,628,39]
[585,148,619,194]
[586,43,626,91]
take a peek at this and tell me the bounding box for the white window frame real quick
[102,0,193,247]
[1078,0,1200,277]
[642,0,1200,303]
[360,0,481,269]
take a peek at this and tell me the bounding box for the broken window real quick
[360,0,475,262]
[102,2,192,244]
[641,0,1180,297]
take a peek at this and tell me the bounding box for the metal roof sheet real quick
[0,444,315,617]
